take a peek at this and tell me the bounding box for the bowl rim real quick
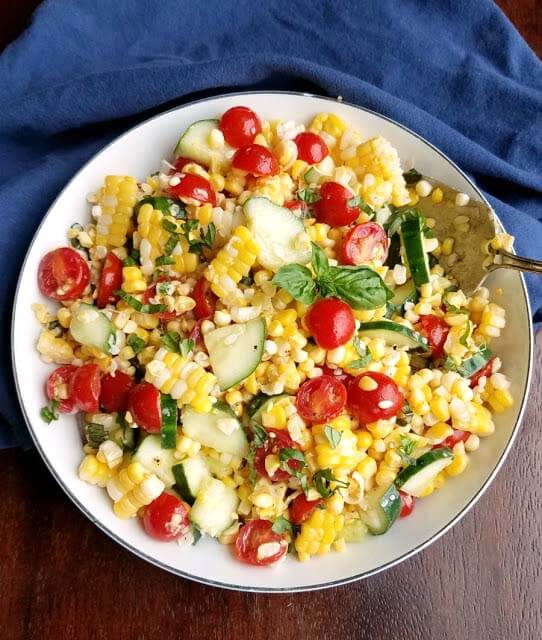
[11,90,534,593]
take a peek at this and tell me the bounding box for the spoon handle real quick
[491,249,542,275]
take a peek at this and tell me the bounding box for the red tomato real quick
[192,277,217,319]
[347,372,403,424]
[168,173,216,205]
[305,298,355,349]
[143,277,177,322]
[96,251,123,308]
[399,491,415,518]
[321,365,352,387]
[289,494,324,525]
[45,365,78,413]
[69,363,101,413]
[100,371,135,413]
[128,382,161,433]
[219,106,262,148]
[418,315,450,358]
[442,429,470,449]
[296,375,347,423]
[172,157,194,173]
[189,319,205,349]
[340,222,389,265]
[254,429,301,482]
[294,132,329,164]
[232,144,279,177]
[469,357,496,387]
[38,247,90,302]
[284,199,309,217]
[235,519,288,566]
[142,492,191,541]
[314,182,360,227]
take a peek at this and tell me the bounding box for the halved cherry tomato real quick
[143,277,177,322]
[469,357,496,387]
[46,365,78,413]
[219,106,262,148]
[296,375,347,423]
[142,492,191,541]
[289,494,324,525]
[232,144,279,177]
[442,429,470,449]
[418,315,450,358]
[192,277,217,320]
[284,199,309,217]
[347,372,403,424]
[100,371,135,413]
[235,519,288,566]
[305,298,355,349]
[128,382,161,433]
[254,428,301,482]
[294,132,329,164]
[172,157,194,173]
[189,319,205,349]
[168,173,216,205]
[38,247,90,302]
[96,251,123,308]
[314,181,360,227]
[70,363,101,413]
[322,365,352,387]
[399,491,415,518]
[340,222,389,265]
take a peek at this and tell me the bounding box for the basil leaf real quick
[127,334,146,354]
[398,435,416,465]
[323,425,342,450]
[297,188,320,204]
[347,196,362,208]
[40,399,60,424]
[251,423,269,448]
[313,468,349,498]
[460,322,471,347]
[85,422,108,447]
[155,255,174,266]
[191,524,202,545]
[346,355,372,369]
[325,266,392,310]
[310,242,329,279]
[162,218,179,234]
[272,264,317,305]
[353,336,367,357]
[138,196,186,218]
[163,332,194,356]
[163,234,179,256]
[272,516,295,536]
[115,290,142,311]
[403,168,422,184]
[279,448,306,466]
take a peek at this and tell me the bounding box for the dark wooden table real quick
[1,3,540,639]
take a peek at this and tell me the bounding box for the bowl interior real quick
[12,93,532,591]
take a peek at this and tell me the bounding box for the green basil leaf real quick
[297,188,320,204]
[162,332,194,356]
[346,355,372,369]
[402,168,422,184]
[313,468,349,498]
[40,399,59,424]
[279,448,306,466]
[310,242,329,279]
[272,265,317,305]
[323,425,342,450]
[272,516,295,536]
[127,334,146,354]
[162,218,179,234]
[155,255,174,266]
[325,266,393,310]
[460,321,471,347]
[251,423,269,448]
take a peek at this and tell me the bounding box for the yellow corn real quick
[36,330,73,364]
[482,380,513,413]
[196,203,213,226]
[175,434,201,459]
[356,455,378,479]
[295,507,344,561]
[122,266,147,293]
[78,454,115,487]
[261,396,293,430]
[312,415,361,475]
[425,422,453,445]
[107,462,165,519]
[137,203,170,274]
[95,176,138,247]
[475,303,506,341]
[171,237,199,275]
[446,443,469,476]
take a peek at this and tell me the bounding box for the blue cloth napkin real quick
[1,0,541,448]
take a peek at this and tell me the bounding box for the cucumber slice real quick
[182,405,249,457]
[390,281,419,309]
[401,215,430,287]
[172,455,210,505]
[189,477,239,537]
[246,393,290,422]
[385,234,402,268]
[70,303,115,353]
[244,197,312,271]
[358,320,428,351]
[204,317,266,390]
[160,394,177,449]
[395,447,453,497]
[456,346,492,378]
[132,434,177,486]
[342,519,368,542]
[174,119,233,170]
[303,167,326,185]
[361,484,401,535]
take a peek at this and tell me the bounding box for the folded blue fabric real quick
[0,0,540,448]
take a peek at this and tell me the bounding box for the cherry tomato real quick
[143,277,177,322]
[347,372,403,424]
[172,157,194,173]
[38,247,90,302]
[69,363,101,413]
[168,173,216,205]
[305,298,355,349]
[142,492,191,541]
[469,357,496,387]
[235,519,288,566]
[219,106,262,148]
[100,371,135,413]
[442,429,470,449]
[128,382,161,433]
[296,375,347,423]
[254,428,301,482]
[96,251,123,308]
[192,277,217,319]
[340,222,389,265]
[232,144,279,177]
[399,491,415,518]
[418,315,450,358]
[314,181,360,227]
[45,365,78,413]
[284,199,309,217]
[289,494,324,525]
[294,132,329,164]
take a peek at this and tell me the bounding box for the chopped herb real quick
[347,196,362,208]
[271,516,296,536]
[396,401,414,426]
[442,291,469,315]
[114,290,142,311]
[155,255,174,266]
[157,282,171,296]
[460,321,471,347]
[122,249,140,267]
[359,202,376,218]
[323,425,342,449]
[240,275,253,286]
[162,331,194,356]
[40,399,60,424]
[127,333,146,354]
[346,356,372,369]
[297,188,320,204]
[86,422,108,447]
[137,196,186,219]
[279,448,306,467]
[403,168,422,184]
[162,218,179,234]
[398,435,416,465]
[191,524,202,545]
[444,356,458,372]
[188,222,216,255]
[141,303,167,314]
[246,423,269,485]
[163,233,179,256]
[313,468,349,498]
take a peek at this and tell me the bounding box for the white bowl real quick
[11,92,533,592]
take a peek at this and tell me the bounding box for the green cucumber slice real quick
[342,519,369,542]
[456,346,492,378]
[361,484,401,535]
[395,448,453,497]
[172,455,210,505]
[246,393,290,422]
[401,215,430,286]
[160,394,177,449]
[182,404,249,457]
[358,320,428,351]
[390,281,419,309]
[70,303,115,353]
[174,119,233,170]
[244,197,312,271]
[132,434,177,486]
[189,477,239,537]
[204,317,266,390]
